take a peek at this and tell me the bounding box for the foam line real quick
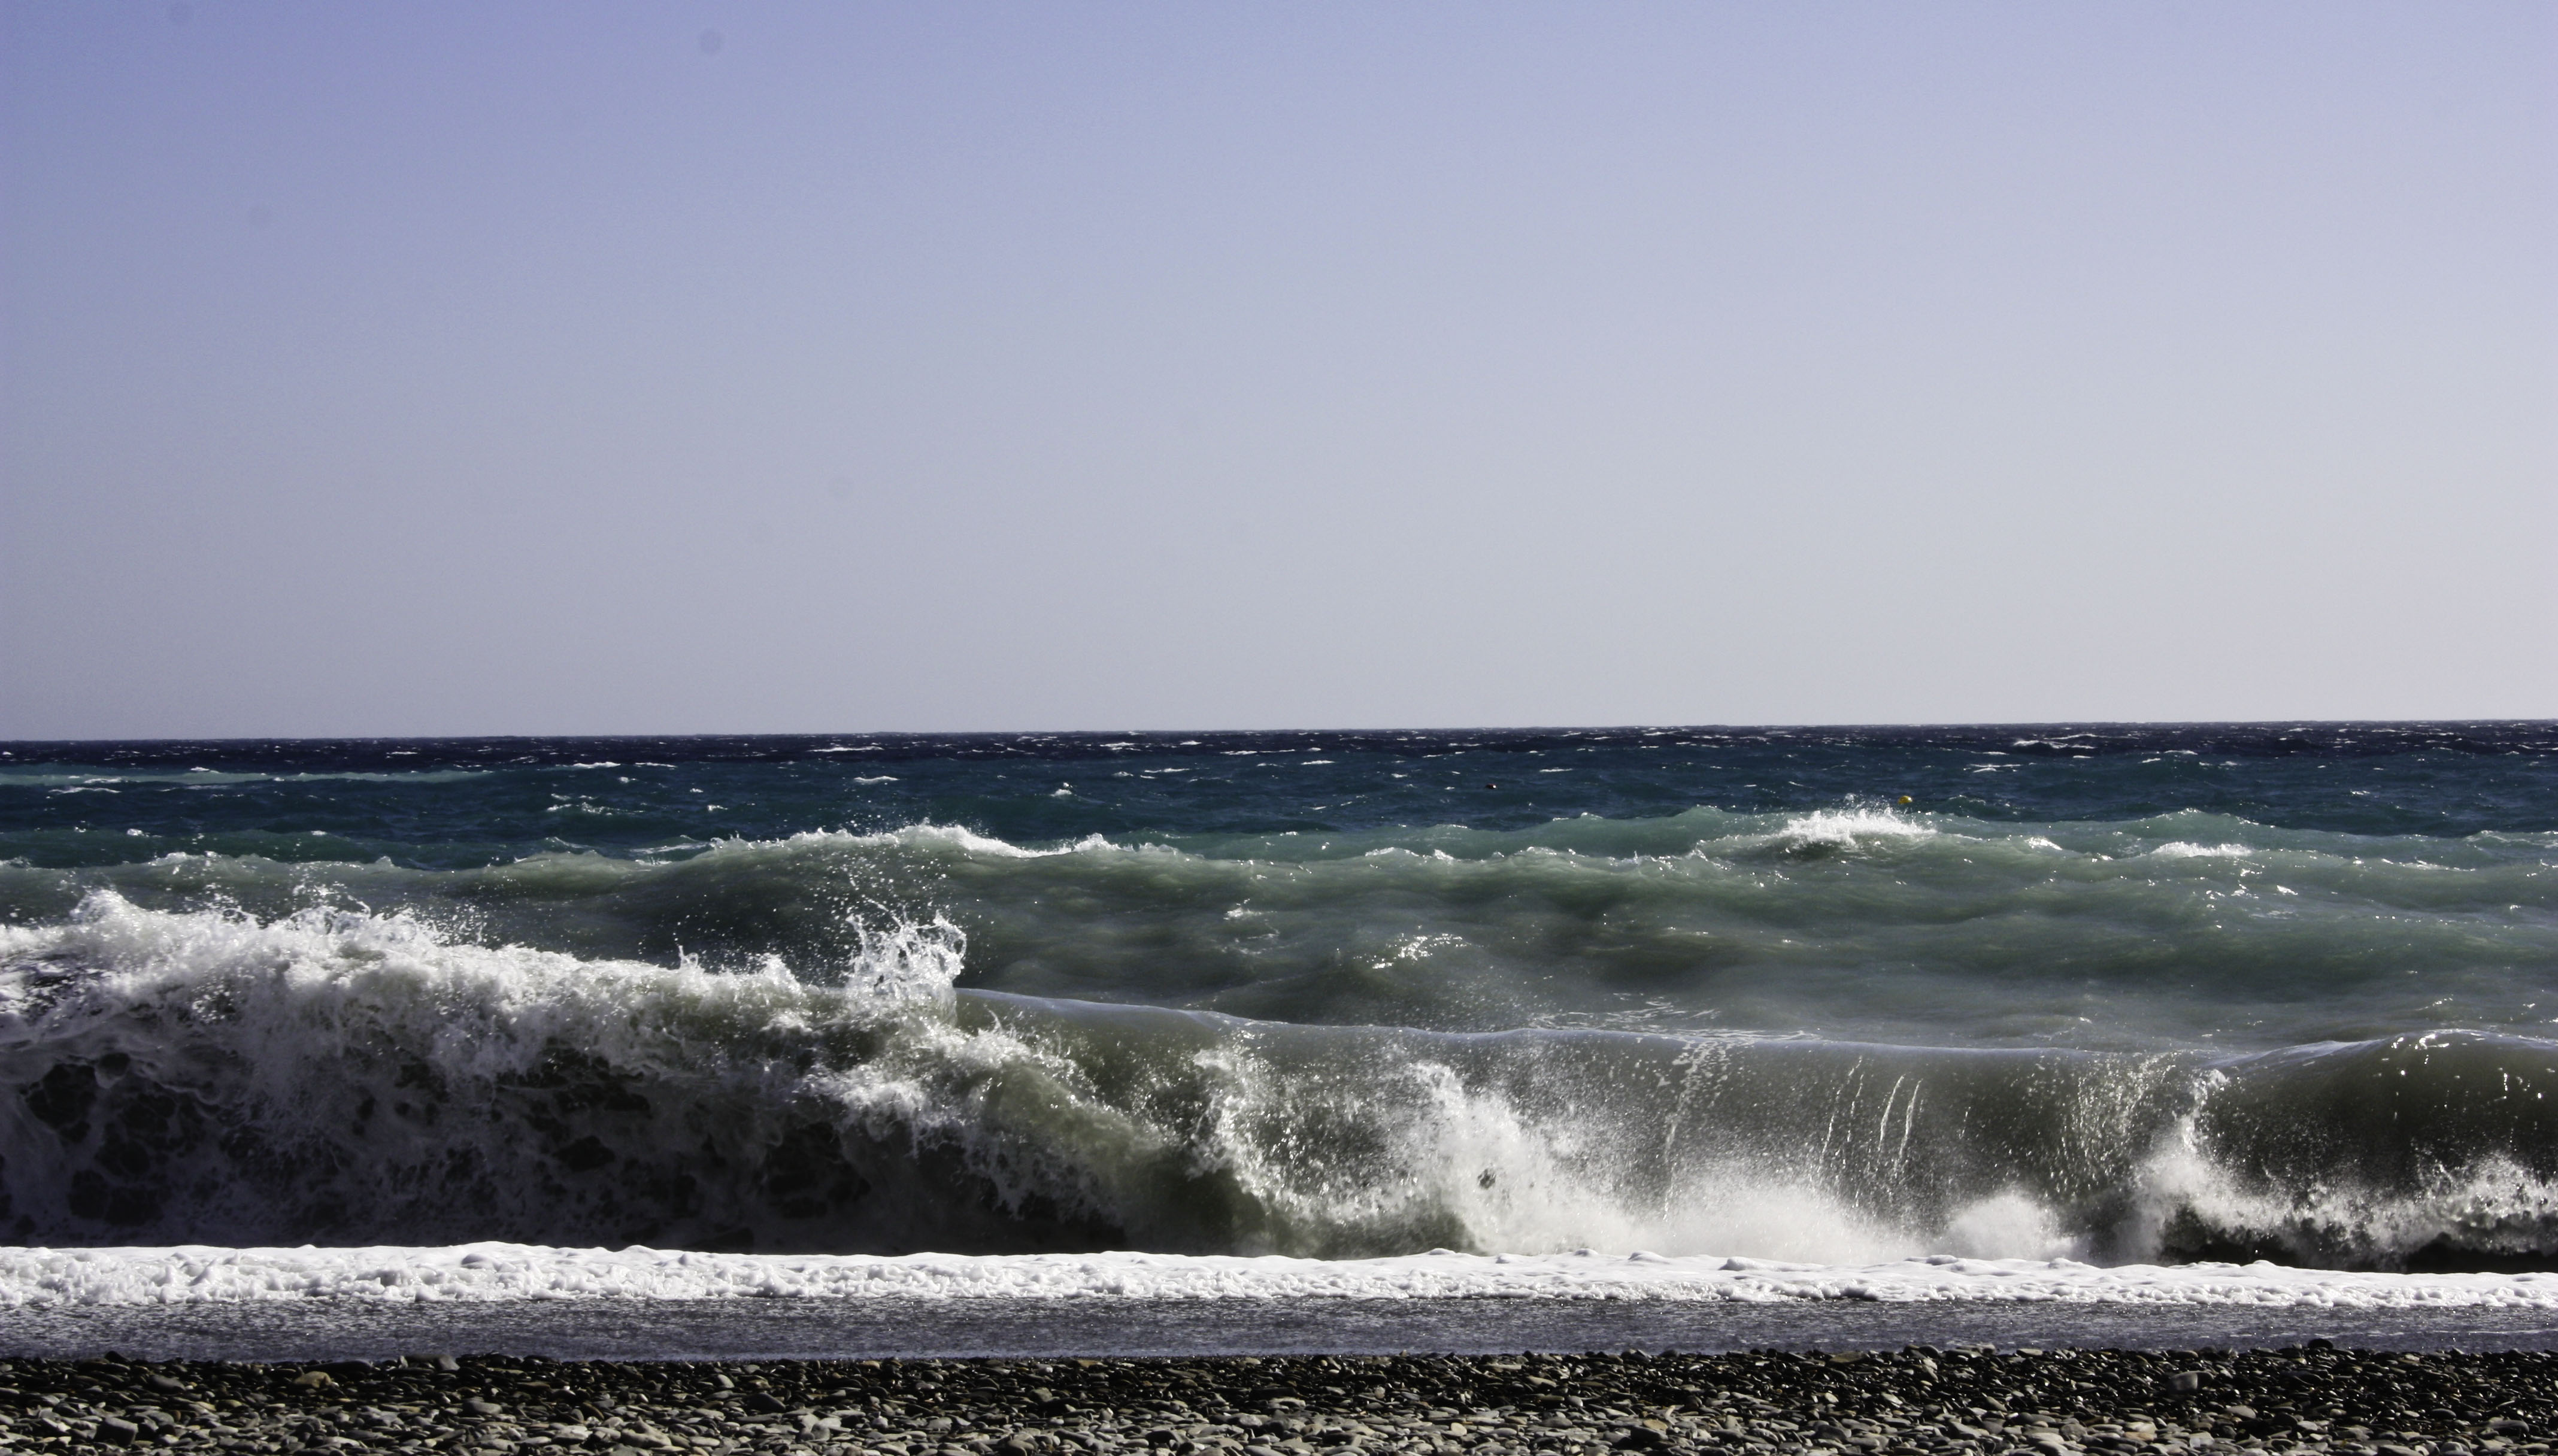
[5,1244,2556,1309]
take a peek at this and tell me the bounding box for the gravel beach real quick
[2,1345,2548,1456]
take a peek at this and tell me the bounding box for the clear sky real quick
[4,2,2552,738]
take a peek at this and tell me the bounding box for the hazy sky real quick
[4,2,2552,738]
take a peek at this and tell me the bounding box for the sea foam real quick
[4,1243,2556,1310]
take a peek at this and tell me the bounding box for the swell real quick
[4,809,2550,1047]
[5,897,2557,1272]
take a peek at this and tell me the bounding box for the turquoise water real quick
[2,724,2554,1269]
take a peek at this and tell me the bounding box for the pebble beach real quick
[2,1345,2548,1456]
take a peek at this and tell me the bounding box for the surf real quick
[7,895,2557,1272]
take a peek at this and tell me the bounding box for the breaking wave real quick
[5,895,2556,1272]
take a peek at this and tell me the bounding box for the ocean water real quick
[4,723,2557,1330]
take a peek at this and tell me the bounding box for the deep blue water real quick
[7,723,2554,872]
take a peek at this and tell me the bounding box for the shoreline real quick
[2,1346,2549,1455]
[8,1294,2558,1365]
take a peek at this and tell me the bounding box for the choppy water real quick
[3,724,2554,1276]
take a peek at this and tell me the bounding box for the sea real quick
[5,723,2558,1358]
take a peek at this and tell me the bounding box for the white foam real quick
[1772,809,1936,851]
[2150,842,2254,860]
[807,823,1118,859]
[0,891,965,1024]
[2,1243,2551,1310]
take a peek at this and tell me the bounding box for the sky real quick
[3,2,2553,738]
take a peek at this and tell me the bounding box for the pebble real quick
[0,1345,2546,1455]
